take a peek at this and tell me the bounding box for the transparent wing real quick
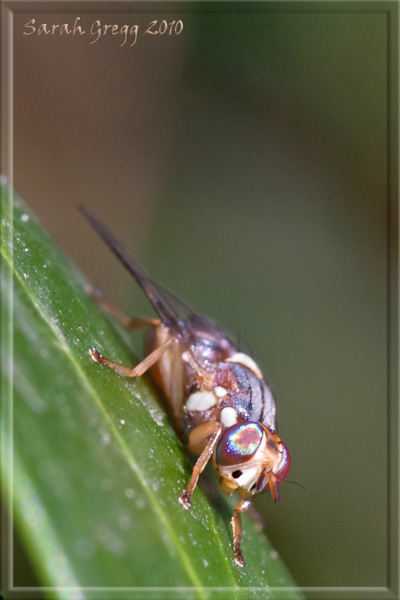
[80,205,196,333]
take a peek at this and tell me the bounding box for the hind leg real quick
[89,338,173,378]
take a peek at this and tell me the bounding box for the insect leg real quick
[123,317,161,330]
[187,422,222,455]
[231,498,252,567]
[86,284,160,330]
[179,422,222,510]
[89,338,173,378]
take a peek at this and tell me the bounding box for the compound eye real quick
[216,422,263,466]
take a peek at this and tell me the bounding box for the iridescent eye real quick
[216,422,263,466]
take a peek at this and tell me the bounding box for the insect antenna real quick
[285,480,315,499]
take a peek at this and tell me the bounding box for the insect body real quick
[81,206,290,567]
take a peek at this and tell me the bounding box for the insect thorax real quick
[145,323,276,437]
[183,360,277,435]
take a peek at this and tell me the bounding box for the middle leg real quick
[86,284,160,330]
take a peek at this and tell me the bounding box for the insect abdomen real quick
[145,325,186,424]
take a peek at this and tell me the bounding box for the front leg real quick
[231,497,252,567]
[179,422,222,510]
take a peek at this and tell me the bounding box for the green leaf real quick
[0,183,302,600]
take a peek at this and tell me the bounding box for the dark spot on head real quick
[232,470,242,479]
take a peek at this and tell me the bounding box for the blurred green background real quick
[13,2,390,591]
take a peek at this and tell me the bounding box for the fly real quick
[80,205,291,567]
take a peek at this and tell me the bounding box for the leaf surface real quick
[0,184,302,599]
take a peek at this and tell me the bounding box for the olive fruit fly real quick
[80,206,290,567]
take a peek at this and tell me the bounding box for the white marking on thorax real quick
[186,390,217,412]
[214,386,227,398]
[220,407,237,428]
[186,385,228,412]
[226,352,263,379]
